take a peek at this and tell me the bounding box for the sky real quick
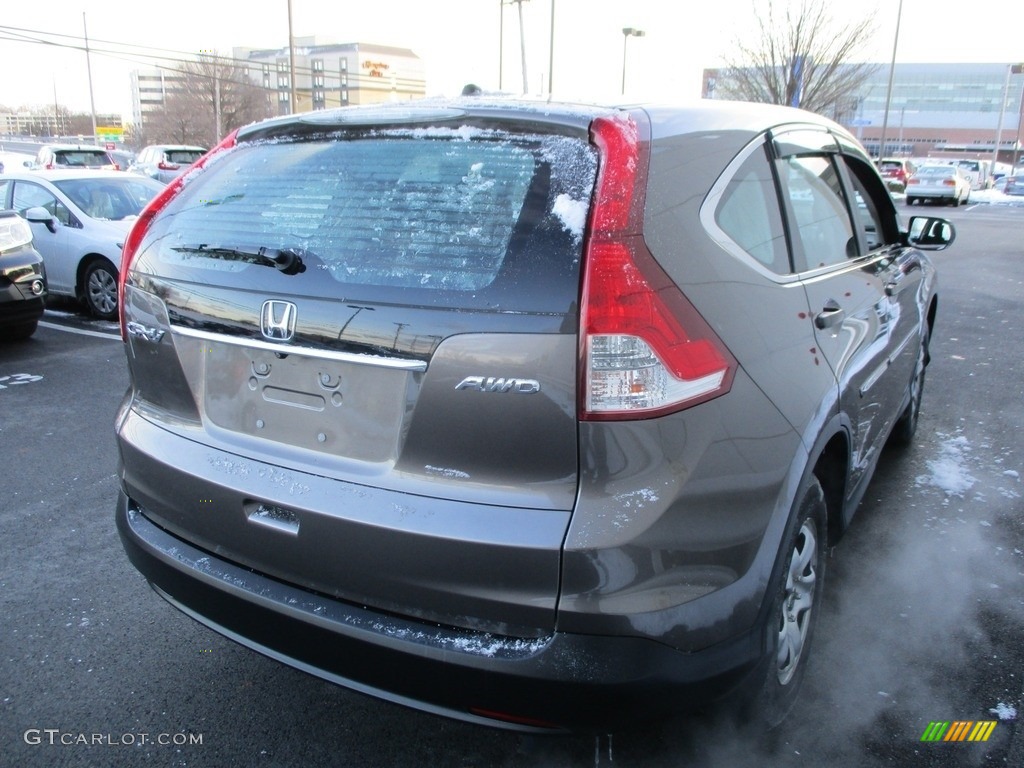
[0,0,1022,117]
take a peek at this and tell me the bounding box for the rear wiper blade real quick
[172,244,307,275]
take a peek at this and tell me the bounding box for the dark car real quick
[876,157,916,192]
[114,96,954,732]
[0,210,47,340]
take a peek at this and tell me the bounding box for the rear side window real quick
[145,128,597,309]
[714,146,790,274]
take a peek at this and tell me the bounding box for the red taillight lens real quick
[579,114,736,421]
[908,178,920,185]
[157,160,180,171]
[942,179,956,186]
[118,130,239,340]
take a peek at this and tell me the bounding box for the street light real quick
[621,27,645,95]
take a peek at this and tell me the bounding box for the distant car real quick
[905,165,971,206]
[34,144,117,171]
[998,174,1024,196]
[0,170,163,319]
[0,210,47,340]
[130,144,207,184]
[876,157,916,193]
[107,149,136,172]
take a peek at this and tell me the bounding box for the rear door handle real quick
[815,299,845,330]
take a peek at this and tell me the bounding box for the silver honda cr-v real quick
[114,95,955,732]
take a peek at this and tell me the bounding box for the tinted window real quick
[780,155,855,271]
[715,146,790,274]
[54,150,113,168]
[840,155,899,252]
[166,150,204,164]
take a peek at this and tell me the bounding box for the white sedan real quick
[905,165,972,207]
[0,170,163,319]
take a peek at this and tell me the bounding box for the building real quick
[234,37,426,115]
[851,63,1024,165]
[703,63,1024,166]
[130,64,193,138]
[0,109,123,140]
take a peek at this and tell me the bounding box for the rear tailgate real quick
[120,108,600,634]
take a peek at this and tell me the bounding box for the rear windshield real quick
[916,167,954,177]
[54,150,112,167]
[165,150,204,164]
[141,127,597,311]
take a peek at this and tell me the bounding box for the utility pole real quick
[83,13,98,143]
[503,0,530,94]
[287,0,298,114]
[877,0,903,160]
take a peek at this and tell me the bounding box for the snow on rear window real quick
[158,129,596,293]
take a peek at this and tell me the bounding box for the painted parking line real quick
[38,320,120,340]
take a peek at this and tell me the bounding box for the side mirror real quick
[906,216,956,251]
[24,206,58,234]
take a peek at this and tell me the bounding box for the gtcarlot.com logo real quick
[920,721,997,742]
[24,729,203,747]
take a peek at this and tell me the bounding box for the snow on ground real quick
[891,186,1024,206]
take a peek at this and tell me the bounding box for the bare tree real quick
[145,54,274,147]
[715,0,878,118]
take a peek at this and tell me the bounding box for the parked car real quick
[114,96,954,732]
[107,149,136,172]
[0,170,163,319]
[875,157,916,192]
[129,144,207,184]
[0,210,47,340]
[905,164,972,206]
[998,173,1024,196]
[33,144,117,171]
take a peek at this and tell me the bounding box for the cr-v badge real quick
[261,300,297,341]
[455,376,541,394]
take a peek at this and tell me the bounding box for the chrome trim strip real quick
[170,325,428,371]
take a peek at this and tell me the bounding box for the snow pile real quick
[989,702,1018,721]
[915,435,976,497]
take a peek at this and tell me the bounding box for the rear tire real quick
[742,475,828,729]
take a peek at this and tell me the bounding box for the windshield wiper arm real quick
[172,244,307,274]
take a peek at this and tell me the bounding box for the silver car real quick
[129,144,208,184]
[905,164,972,206]
[114,97,955,731]
[0,171,164,319]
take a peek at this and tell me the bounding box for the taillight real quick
[579,114,736,421]
[907,178,920,185]
[942,179,956,187]
[118,130,239,340]
[157,160,180,171]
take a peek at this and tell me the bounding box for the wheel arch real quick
[75,253,118,298]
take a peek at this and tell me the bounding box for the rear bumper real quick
[116,490,763,732]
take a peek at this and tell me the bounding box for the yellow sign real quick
[96,126,123,142]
